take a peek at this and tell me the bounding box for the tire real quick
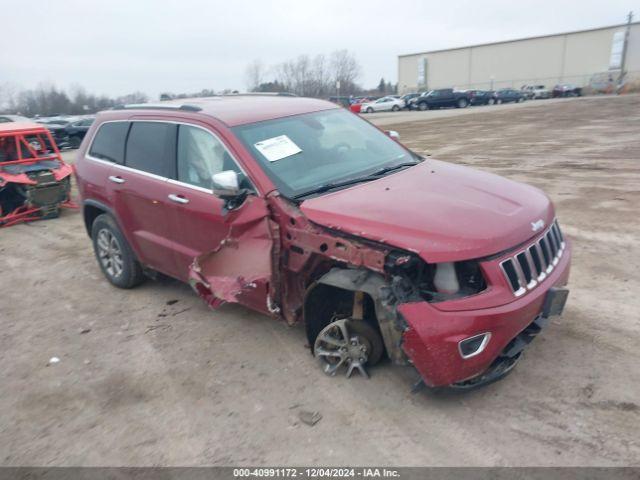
[487,98,495,105]
[496,99,503,105]
[366,107,374,113]
[91,213,145,289]
[457,98,468,108]
[418,102,428,111]
[69,136,82,149]
[392,105,400,112]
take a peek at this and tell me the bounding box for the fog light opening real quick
[458,332,491,359]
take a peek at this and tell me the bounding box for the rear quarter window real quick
[89,122,130,164]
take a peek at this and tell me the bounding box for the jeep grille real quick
[500,220,565,297]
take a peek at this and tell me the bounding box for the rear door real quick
[104,121,182,278]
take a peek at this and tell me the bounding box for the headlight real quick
[385,251,486,302]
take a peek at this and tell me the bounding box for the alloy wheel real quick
[314,319,373,378]
[96,228,124,279]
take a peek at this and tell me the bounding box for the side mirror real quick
[386,130,400,140]
[212,170,240,198]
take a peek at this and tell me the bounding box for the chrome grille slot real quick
[516,252,532,285]
[500,259,525,296]
[539,237,551,268]
[528,244,543,277]
[501,220,566,296]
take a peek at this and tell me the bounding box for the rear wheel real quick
[366,107,374,113]
[91,214,145,289]
[487,98,495,105]
[457,98,468,108]
[496,98,503,105]
[392,105,400,111]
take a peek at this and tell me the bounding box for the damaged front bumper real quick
[399,240,572,388]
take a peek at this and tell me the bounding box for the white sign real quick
[254,135,302,162]
[609,31,625,70]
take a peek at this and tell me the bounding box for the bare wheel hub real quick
[314,319,372,378]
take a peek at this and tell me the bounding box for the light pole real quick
[618,11,634,91]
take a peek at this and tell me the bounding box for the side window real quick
[125,122,175,178]
[177,125,241,189]
[89,122,130,164]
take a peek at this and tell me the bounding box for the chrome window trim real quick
[84,119,259,195]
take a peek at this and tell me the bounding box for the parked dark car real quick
[37,121,71,149]
[552,84,582,98]
[65,117,95,148]
[400,92,420,108]
[1,115,71,149]
[467,90,496,106]
[409,89,471,110]
[494,89,525,104]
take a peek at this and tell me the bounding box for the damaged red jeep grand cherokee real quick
[75,96,571,389]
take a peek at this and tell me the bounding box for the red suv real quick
[75,96,571,389]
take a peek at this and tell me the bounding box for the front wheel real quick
[91,214,145,289]
[487,98,495,105]
[418,102,428,111]
[392,105,400,111]
[314,319,384,378]
[366,107,374,113]
[457,98,468,108]
[496,99,503,104]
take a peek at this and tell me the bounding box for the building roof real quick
[110,95,339,127]
[398,21,640,58]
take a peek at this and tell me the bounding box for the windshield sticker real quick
[254,135,302,162]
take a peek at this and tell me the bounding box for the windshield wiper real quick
[293,162,420,200]
[367,161,420,177]
[293,176,380,199]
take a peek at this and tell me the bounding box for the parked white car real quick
[521,85,551,99]
[360,96,405,113]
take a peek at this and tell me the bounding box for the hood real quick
[300,160,554,263]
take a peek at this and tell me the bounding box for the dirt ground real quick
[1,95,639,467]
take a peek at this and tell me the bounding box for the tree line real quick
[245,50,396,97]
[0,83,149,117]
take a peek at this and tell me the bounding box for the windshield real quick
[232,109,419,199]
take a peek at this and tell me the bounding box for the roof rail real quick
[112,103,203,112]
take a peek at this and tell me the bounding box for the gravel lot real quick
[1,95,639,466]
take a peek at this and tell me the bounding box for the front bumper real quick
[399,240,572,388]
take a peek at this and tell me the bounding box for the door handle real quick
[108,175,125,184]
[168,193,189,204]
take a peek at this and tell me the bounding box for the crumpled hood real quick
[300,160,555,263]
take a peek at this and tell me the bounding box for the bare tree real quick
[330,50,362,95]
[0,82,18,112]
[245,59,265,92]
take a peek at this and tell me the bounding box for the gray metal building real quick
[398,21,640,94]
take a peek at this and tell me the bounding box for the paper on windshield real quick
[254,135,302,162]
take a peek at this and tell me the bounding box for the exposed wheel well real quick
[83,204,106,237]
[303,283,380,352]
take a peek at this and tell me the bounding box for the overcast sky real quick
[0,0,636,99]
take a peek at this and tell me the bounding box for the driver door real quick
[164,123,274,314]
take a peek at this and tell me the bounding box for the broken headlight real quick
[384,251,487,302]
